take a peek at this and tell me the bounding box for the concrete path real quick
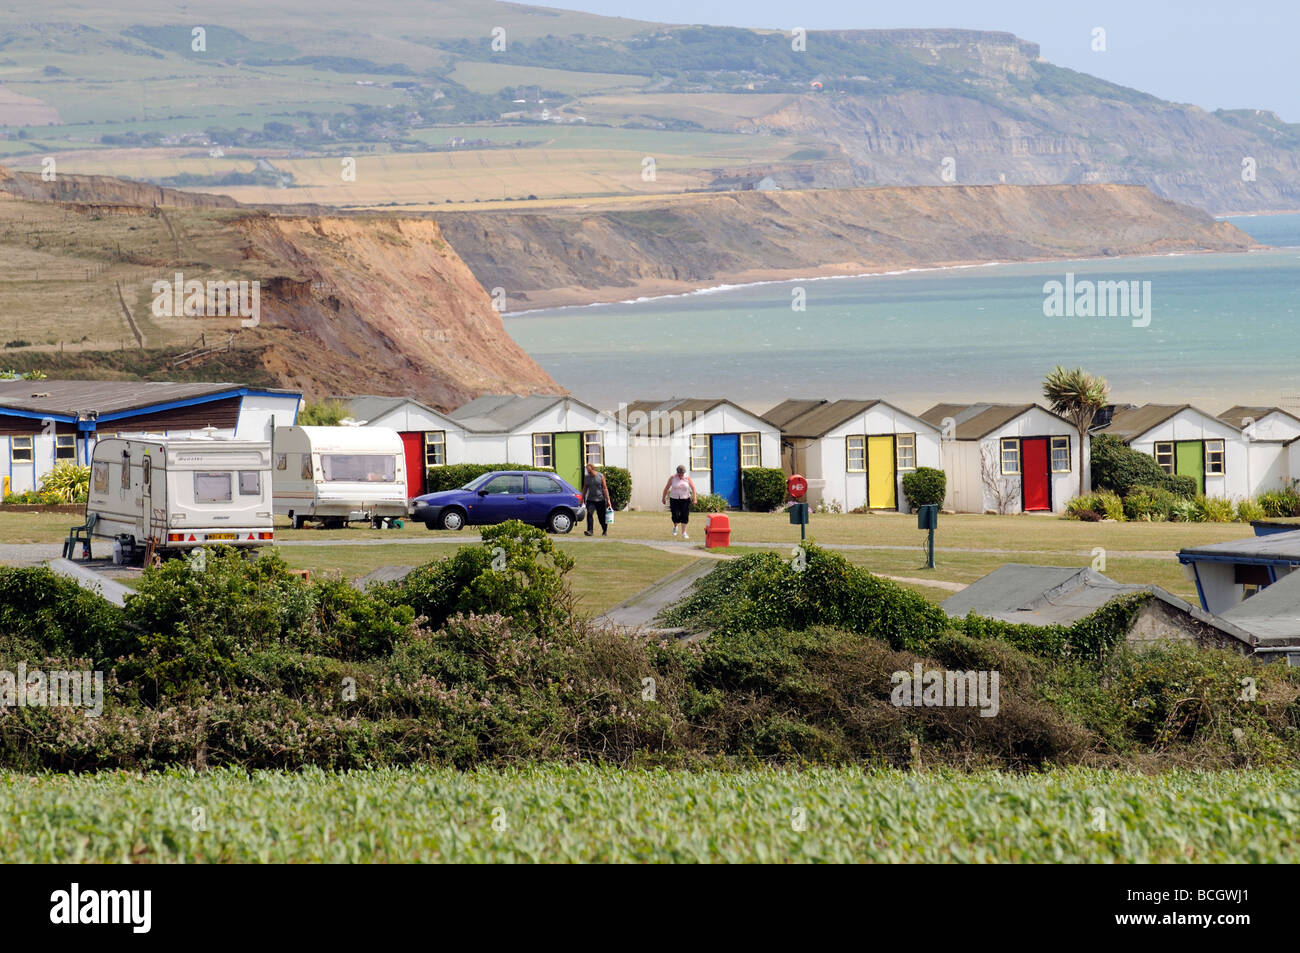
[595,558,715,631]
[44,557,133,607]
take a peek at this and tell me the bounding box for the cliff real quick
[435,185,1259,310]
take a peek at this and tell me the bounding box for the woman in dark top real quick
[582,463,611,536]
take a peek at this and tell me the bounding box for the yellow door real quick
[867,436,896,509]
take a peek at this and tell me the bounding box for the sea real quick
[503,213,1300,414]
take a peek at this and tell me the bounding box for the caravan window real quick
[321,454,396,483]
[275,453,287,471]
[301,455,313,480]
[121,453,131,488]
[195,472,232,503]
[92,463,109,494]
[239,471,261,495]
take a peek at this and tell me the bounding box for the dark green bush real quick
[692,493,729,513]
[1091,433,1195,498]
[902,467,946,509]
[0,566,126,659]
[596,465,632,510]
[1258,483,1300,517]
[425,462,544,493]
[1123,484,1179,521]
[740,467,787,511]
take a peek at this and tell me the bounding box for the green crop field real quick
[2,765,1296,863]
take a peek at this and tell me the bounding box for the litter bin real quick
[705,513,731,548]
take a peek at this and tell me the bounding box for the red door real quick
[1021,437,1051,511]
[400,432,425,499]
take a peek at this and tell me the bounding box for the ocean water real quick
[504,214,1300,413]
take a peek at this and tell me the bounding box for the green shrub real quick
[1066,490,1124,521]
[388,520,575,634]
[740,467,786,511]
[901,467,946,509]
[596,465,631,510]
[2,490,65,506]
[660,545,949,652]
[425,463,545,493]
[297,399,350,426]
[1123,484,1178,521]
[1194,496,1235,523]
[1236,498,1266,522]
[1091,434,1195,498]
[1258,483,1300,518]
[1168,498,1198,522]
[39,462,90,503]
[692,493,729,513]
[0,566,126,659]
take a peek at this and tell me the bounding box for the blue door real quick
[711,434,741,507]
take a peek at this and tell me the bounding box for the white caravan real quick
[272,425,407,528]
[85,434,274,561]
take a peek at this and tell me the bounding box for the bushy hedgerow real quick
[902,467,946,509]
[425,463,545,493]
[596,466,632,510]
[740,467,787,511]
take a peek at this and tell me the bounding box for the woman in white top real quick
[661,465,698,539]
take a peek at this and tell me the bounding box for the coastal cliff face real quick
[0,166,561,406]
[435,185,1259,310]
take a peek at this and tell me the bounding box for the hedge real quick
[902,467,946,509]
[425,463,545,493]
[596,466,631,510]
[740,467,786,511]
[1091,434,1195,499]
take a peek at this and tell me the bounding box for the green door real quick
[554,432,583,490]
[1175,441,1204,495]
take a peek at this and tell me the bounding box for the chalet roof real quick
[1100,403,1237,441]
[1220,571,1300,643]
[0,379,297,420]
[449,394,598,433]
[1217,405,1300,431]
[919,403,1039,440]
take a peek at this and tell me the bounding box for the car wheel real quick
[440,509,466,531]
[548,510,574,534]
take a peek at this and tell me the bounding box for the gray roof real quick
[0,379,297,419]
[1178,530,1300,565]
[1220,571,1300,643]
[621,398,751,437]
[919,403,1053,440]
[940,563,1254,645]
[763,398,909,439]
[1217,405,1300,431]
[449,394,599,433]
[1099,403,1237,441]
[342,394,450,424]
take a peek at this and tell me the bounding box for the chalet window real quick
[896,434,916,471]
[1050,436,1071,473]
[1000,438,1021,475]
[194,472,232,503]
[846,436,866,472]
[1206,440,1226,475]
[10,436,32,464]
[55,434,76,460]
[425,431,446,468]
[532,433,553,469]
[690,435,710,471]
[583,431,604,466]
[1154,442,1174,474]
[740,432,761,468]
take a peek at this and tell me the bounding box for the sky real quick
[552,0,1300,122]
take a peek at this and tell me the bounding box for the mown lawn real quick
[2,765,1295,863]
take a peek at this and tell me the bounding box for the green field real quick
[2,764,1296,862]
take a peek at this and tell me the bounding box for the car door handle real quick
[515,496,525,500]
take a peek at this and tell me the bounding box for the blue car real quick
[410,470,587,533]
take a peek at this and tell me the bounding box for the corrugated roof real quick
[1179,529,1300,563]
[622,398,732,437]
[1099,403,1238,441]
[1220,571,1300,642]
[0,379,296,418]
[918,403,1038,440]
[1218,405,1300,430]
[940,563,1253,644]
[764,399,885,438]
[449,394,602,433]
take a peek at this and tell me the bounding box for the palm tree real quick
[1043,366,1110,496]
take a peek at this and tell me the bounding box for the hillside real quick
[0,166,560,406]
[0,4,1298,212]
[436,184,1260,310]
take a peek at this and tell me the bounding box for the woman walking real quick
[661,465,697,539]
[583,463,612,536]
